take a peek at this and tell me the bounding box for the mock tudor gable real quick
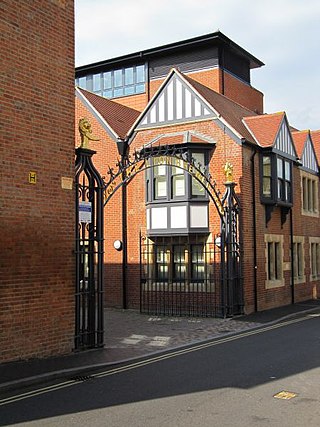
[135,69,216,130]
[292,131,318,174]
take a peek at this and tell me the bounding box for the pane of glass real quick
[274,242,279,280]
[277,179,282,199]
[103,89,112,98]
[277,158,283,178]
[173,247,185,262]
[114,87,124,97]
[125,67,134,85]
[192,152,205,168]
[103,71,112,89]
[124,86,135,95]
[136,64,145,83]
[303,177,308,210]
[158,265,168,280]
[174,264,186,279]
[78,76,86,88]
[192,245,204,262]
[285,161,290,180]
[135,83,145,93]
[93,73,101,91]
[192,178,205,196]
[172,166,183,176]
[263,156,271,176]
[173,175,185,196]
[192,265,205,280]
[156,247,166,262]
[114,69,123,87]
[155,177,167,198]
[154,165,166,176]
[285,182,291,201]
[263,177,271,197]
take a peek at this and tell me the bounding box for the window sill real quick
[301,210,319,218]
[265,278,284,289]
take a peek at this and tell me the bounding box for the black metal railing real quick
[140,235,223,317]
[75,147,104,350]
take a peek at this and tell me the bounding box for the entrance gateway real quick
[75,137,242,350]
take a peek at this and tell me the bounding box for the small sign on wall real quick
[28,171,37,184]
[79,201,92,223]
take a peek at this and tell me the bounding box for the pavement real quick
[1,299,320,394]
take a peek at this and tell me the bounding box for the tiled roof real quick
[291,130,309,158]
[242,112,284,147]
[77,88,140,139]
[182,74,259,144]
[311,130,320,162]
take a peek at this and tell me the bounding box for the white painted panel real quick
[176,79,183,119]
[151,207,167,229]
[150,105,156,123]
[194,98,201,116]
[167,80,174,120]
[185,89,192,118]
[146,209,150,230]
[158,92,165,122]
[190,205,208,228]
[170,205,187,228]
[204,107,211,115]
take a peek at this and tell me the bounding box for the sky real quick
[75,0,320,131]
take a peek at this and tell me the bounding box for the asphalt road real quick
[1,313,320,426]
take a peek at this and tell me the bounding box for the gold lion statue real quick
[224,161,234,183]
[79,118,100,149]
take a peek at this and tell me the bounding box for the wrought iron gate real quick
[75,147,104,350]
[140,235,223,317]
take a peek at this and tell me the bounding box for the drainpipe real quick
[289,208,295,304]
[219,47,225,95]
[250,149,258,312]
[116,137,129,309]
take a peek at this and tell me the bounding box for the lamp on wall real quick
[113,240,123,251]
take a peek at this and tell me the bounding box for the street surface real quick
[1,313,320,426]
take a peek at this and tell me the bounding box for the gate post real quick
[75,146,104,350]
[221,163,243,317]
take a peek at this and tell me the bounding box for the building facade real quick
[1,0,75,363]
[75,31,320,318]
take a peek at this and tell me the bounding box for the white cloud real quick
[75,0,320,130]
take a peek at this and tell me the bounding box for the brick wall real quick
[0,0,75,362]
[75,97,124,307]
[149,68,263,113]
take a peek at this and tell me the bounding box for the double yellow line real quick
[0,314,315,406]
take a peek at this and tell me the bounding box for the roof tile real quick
[78,88,140,139]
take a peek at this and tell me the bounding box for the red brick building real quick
[1,0,75,362]
[75,31,320,318]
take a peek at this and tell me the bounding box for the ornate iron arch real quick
[103,144,225,217]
